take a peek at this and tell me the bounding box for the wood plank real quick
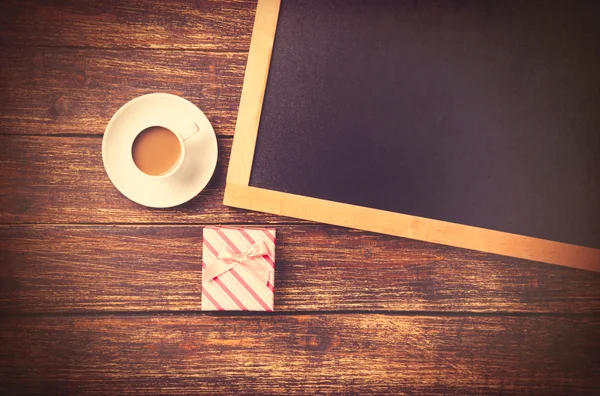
[0,0,256,50]
[1,314,599,394]
[0,48,246,136]
[0,136,288,223]
[2,225,600,313]
[225,185,600,273]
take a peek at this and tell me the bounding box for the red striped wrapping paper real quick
[202,226,276,311]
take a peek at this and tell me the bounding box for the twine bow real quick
[203,241,272,285]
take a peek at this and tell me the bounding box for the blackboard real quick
[225,0,600,271]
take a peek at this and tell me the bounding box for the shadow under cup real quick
[132,126,183,177]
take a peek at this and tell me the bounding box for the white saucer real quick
[102,93,218,208]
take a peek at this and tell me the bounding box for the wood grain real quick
[2,225,600,314]
[0,136,289,224]
[0,48,246,136]
[0,0,256,50]
[2,314,599,394]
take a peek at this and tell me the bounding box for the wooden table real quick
[1,1,599,394]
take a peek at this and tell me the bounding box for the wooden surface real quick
[1,1,600,394]
[2,315,600,394]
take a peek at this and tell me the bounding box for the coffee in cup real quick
[132,126,182,176]
[130,121,200,179]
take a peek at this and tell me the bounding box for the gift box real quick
[202,226,276,311]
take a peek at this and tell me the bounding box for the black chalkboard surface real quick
[225,0,600,270]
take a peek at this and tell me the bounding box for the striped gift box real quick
[202,226,276,311]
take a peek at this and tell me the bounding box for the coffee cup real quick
[103,93,218,208]
[131,121,200,179]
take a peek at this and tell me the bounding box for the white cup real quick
[132,120,201,180]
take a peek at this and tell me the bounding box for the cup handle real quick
[179,121,201,142]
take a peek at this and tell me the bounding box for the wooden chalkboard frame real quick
[224,0,600,272]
